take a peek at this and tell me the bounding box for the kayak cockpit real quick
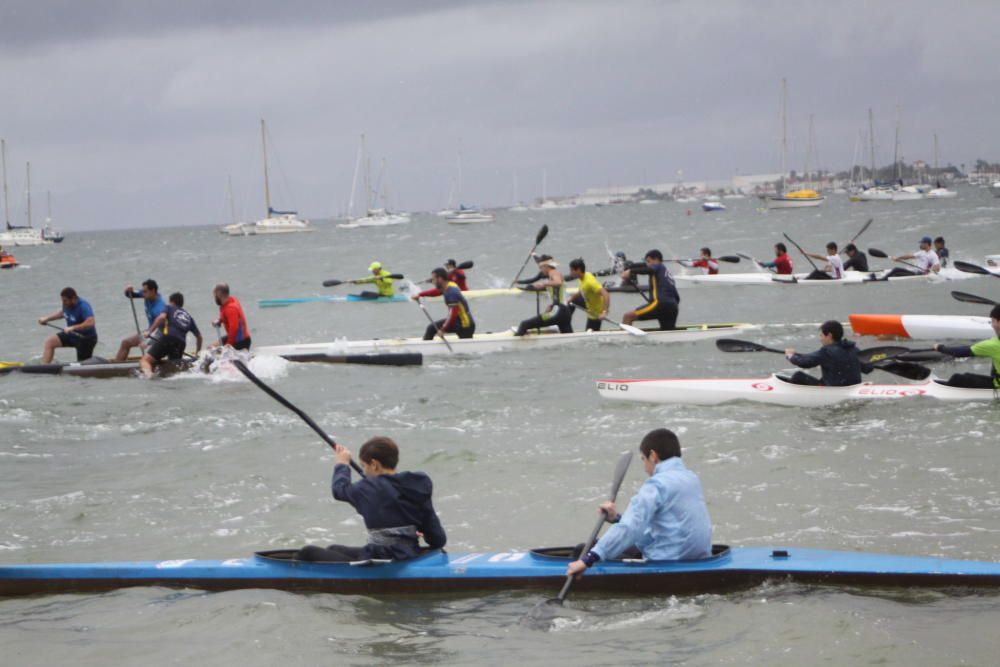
[253,548,444,567]
[528,544,731,563]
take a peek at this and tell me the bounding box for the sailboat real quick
[445,144,495,224]
[531,169,577,210]
[766,79,824,209]
[223,120,312,236]
[509,171,528,212]
[0,149,51,246]
[925,134,957,199]
[41,191,64,243]
[339,135,410,228]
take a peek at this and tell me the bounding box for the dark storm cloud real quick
[1,0,998,230]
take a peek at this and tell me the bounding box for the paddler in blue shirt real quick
[621,249,680,330]
[784,320,872,386]
[37,287,98,363]
[115,279,167,361]
[567,428,712,577]
[296,436,447,562]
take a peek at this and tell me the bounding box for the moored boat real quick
[257,323,750,358]
[849,314,994,340]
[446,209,495,224]
[596,373,997,407]
[674,270,933,286]
[2,544,998,597]
[702,201,726,212]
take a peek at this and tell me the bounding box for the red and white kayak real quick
[849,314,993,340]
[596,374,997,407]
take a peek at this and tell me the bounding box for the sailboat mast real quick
[542,168,548,201]
[893,107,901,182]
[260,119,272,217]
[804,112,815,183]
[780,78,787,191]
[934,133,939,171]
[1,139,8,228]
[348,137,362,219]
[362,134,371,211]
[868,108,876,182]
[227,175,237,225]
[26,162,32,228]
[457,140,463,205]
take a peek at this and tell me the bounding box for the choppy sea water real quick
[1,191,998,665]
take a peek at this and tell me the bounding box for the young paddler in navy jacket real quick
[296,437,447,562]
[784,320,872,386]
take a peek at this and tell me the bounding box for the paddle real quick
[602,316,647,337]
[845,218,874,246]
[951,290,997,306]
[736,252,774,273]
[127,291,142,339]
[953,260,1000,278]
[412,295,454,353]
[715,339,932,380]
[524,450,633,626]
[783,233,820,273]
[867,248,925,274]
[509,224,549,287]
[230,359,365,477]
[419,261,474,284]
[667,255,741,264]
[323,273,404,288]
[857,345,945,364]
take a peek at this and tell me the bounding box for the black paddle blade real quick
[458,260,474,270]
[871,360,932,381]
[952,260,993,276]
[951,290,998,306]
[867,248,890,259]
[322,279,344,287]
[895,350,948,363]
[536,224,549,244]
[718,255,741,263]
[716,338,782,354]
[857,346,914,364]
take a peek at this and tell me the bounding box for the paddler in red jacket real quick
[210,282,251,350]
[759,242,793,274]
[418,259,470,296]
[412,268,475,340]
[680,247,720,275]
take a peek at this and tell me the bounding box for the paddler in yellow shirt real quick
[352,261,395,298]
[567,258,610,331]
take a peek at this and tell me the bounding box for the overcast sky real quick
[2,0,998,230]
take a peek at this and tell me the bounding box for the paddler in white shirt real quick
[802,242,845,280]
[884,236,941,278]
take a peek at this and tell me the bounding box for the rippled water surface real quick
[2,192,999,665]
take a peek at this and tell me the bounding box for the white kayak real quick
[674,270,935,286]
[849,314,994,340]
[257,323,751,358]
[596,373,998,407]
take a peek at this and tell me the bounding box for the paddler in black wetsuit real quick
[784,320,872,386]
[842,244,870,272]
[296,436,447,562]
[514,256,573,335]
[621,249,680,330]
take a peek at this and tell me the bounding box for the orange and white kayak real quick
[849,314,993,340]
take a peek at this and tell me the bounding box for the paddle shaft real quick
[230,359,365,476]
[128,293,142,338]
[783,233,820,273]
[845,218,873,247]
[416,299,454,352]
[868,248,926,273]
[509,225,548,287]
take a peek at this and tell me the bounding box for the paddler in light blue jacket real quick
[567,428,712,577]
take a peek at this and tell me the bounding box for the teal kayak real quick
[2,544,998,597]
[260,294,410,307]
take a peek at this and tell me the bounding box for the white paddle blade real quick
[619,322,647,337]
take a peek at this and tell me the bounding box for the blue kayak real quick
[259,294,409,308]
[2,545,998,597]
